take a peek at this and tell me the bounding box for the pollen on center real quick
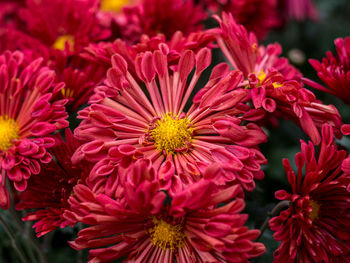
[0,115,19,152]
[150,113,193,154]
[309,199,321,221]
[100,0,131,12]
[53,35,74,51]
[148,218,185,250]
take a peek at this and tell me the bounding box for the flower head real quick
[113,0,207,44]
[306,37,350,104]
[50,54,106,113]
[20,0,110,54]
[66,160,265,262]
[215,13,342,145]
[0,50,68,209]
[16,129,91,236]
[269,124,350,262]
[74,46,267,192]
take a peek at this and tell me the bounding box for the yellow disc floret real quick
[0,116,19,151]
[150,113,193,154]
[149,218,185,250]
[53,35,74,51]
[309,200,320,221]
[61,87,75,98]
[101,0,131,12]
[257,71,283,88]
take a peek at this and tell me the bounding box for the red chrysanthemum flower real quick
[305,37,350,104]
[66,159,265,262]
[50,54,106,113]
[0,50,68,209]
[113,0,207,44]
[73,46,267,192]
[16,129,92,237]
[269,124,350,262]
[215,13,342,145]
[20,0,110,54]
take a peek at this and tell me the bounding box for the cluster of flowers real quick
[0,0,349,262]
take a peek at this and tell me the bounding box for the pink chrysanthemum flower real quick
[269,124,350,262]
[66,159,266,262]
[0,51,68,209]
[215,13,342,145]
[73,46,267,192]
[16,129,92,237]
[20,0,110,54]
[113,0,207,44]
[305,37,350,104]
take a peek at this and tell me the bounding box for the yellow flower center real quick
[0,116,19,151]
[257,71,282,88]
[100,0,131,12]
[150,114,193,154]
[61,87,75,98]
[53,35,74,51]
[149,218,185,250]
[309,200,320,221]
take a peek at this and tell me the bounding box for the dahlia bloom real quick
[215,13,342,145]
[20,0,110,54]
[269,124,350,262]
[306,37,350,104]
[66,159,265,262]
[113,0,207,44]
[0,50,68,209]
[73,46,267,192]
[16,129,91,237]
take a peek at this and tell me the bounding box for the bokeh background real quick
[0,0,350,262]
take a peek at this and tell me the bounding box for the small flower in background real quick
[306,37,350,104]
[0,0,25,30]
[215,13,342,145]
[66,159,265,262]
[20,0,110,54]
[278,0,319,23]
[0,28,51,65]
[50,54,106,113]
[73,46,267,193]
[196,0,280,40]
[112,0,207,44]
[0,50,68,209]
[16,129,92,237]
[269,124,350,262]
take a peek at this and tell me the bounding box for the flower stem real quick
[258,200,290,240]
[0,213,29,263]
